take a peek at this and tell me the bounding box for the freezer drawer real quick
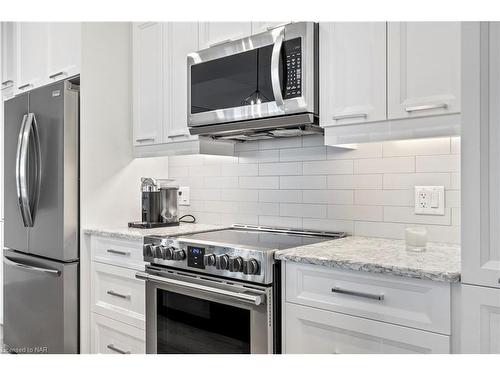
[3,249,79,353]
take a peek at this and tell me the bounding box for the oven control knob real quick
[243,258,260,275]
[153,245,164,259]
[173,249,186,261]
[143,244,154,258]
[164,247,175,260]
[203,254,216,267]
[229,256,243,273]
[216,254,229,270]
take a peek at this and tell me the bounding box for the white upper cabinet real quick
[132,22,164,146]
[387,22,461,119]
[1,22,16,97]
[163,22,198,142]
[198,22,252,49]
[15,22,49,93]
[251,22,289,34]
[320,22,387,127]
[462,22,500,289]
[47,23,81,81]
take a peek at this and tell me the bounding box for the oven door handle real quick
[271,26,285,110]
[136,272,265,306]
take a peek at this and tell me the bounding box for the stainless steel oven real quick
[187,22,318,140]
[137,265,275,354]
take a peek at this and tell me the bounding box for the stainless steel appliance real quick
[3,79,80,354]
[129,178,179,229]
[137,225,345,354]
[187,22,319,141]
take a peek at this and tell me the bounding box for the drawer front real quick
[284,302,450,354]
[91,313,145,354]
[91,235,145,270]
[91,262,145,329]
[285,262,451,334]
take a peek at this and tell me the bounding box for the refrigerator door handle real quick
[27,113,42,223]
[16,114,30,227]
[3,255,62,277]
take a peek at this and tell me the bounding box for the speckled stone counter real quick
[275,236,461,283]
[83,223,227,241]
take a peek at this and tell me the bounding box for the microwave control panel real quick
[283,38,302,99]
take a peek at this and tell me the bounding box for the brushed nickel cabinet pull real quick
[405,103,448,112]
[49,71,66,79]
[2,80,13,88]
[107,290,130,300]
[135,137,155,143]
[332,113,368,121]
[331,287,384,301]
[18,83,32,90]
[106,249,131,256]
[107,344,131,354]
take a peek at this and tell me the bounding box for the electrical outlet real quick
[414,186,445,215]
[178,186,190,206]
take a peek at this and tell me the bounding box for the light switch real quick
[178,186,190,206]
[414,186,445,215]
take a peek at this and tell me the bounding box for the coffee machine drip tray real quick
[128,221,180,229]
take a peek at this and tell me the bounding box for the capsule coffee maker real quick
[128,178,180,228]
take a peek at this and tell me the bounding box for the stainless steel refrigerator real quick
[3,79,79,354]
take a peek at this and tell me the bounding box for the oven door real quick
[187,22,316,128]
[137,268,273,354]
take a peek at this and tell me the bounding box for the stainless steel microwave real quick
[187,22,319,141]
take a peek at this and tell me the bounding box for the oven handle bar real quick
[136,272,265,306]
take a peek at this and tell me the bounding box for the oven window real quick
[191,43,277,114]
[156,289,251,354]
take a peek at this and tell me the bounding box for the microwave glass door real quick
[156,289,251,354]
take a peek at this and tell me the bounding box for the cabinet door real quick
[47,22,81,81]
[198,22,252,50]
[164,22,198,142]
[1,22,16,98]
[320,22,386,127]
[462,22,500,288]
[461,284,500,353]
[91,313,145,354]
[251,22,289,34]
[387,22,461,119]
[15,22,49,93]
[132,22,164,146]
[284,303,450,354]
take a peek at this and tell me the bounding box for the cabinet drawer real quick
[91,262,145,329]
[284,303,450,354]
[285,262,451,334]
[91,313,145,354]
[91,235,145,270]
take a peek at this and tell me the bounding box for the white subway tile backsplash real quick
[280,176,327,189]
[303,159,353,175]
[280,203,327,219]
[383,173,451,189]
[239,176,279,189]
[259,190,302,203]
[328,174,383,190]
[170,136,460,244]
[280,146,326,162]
[354,157,415,174]
[303,190,353,205]
[416,154,460,172]
[383,137,450,157]
[259,162,302,176]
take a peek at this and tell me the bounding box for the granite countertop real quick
[83,223,227,241]
[275,236,461,283]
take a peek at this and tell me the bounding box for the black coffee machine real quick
[129,178,180,229]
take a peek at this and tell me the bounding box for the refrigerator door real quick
[3,249,79,353]
[4,94,29,252]
[28,81,79,261]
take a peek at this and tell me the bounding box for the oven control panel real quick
[143,236,271,284]
[283,37,302,100]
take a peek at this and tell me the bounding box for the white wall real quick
[170,135,461,244]
[80,22,168,228]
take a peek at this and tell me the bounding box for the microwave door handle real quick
[16,114,30,227]
[271,26,285,109]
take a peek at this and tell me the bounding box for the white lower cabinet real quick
[461,284,500,353]
[284,303,450,354]
[91,313,145,354]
